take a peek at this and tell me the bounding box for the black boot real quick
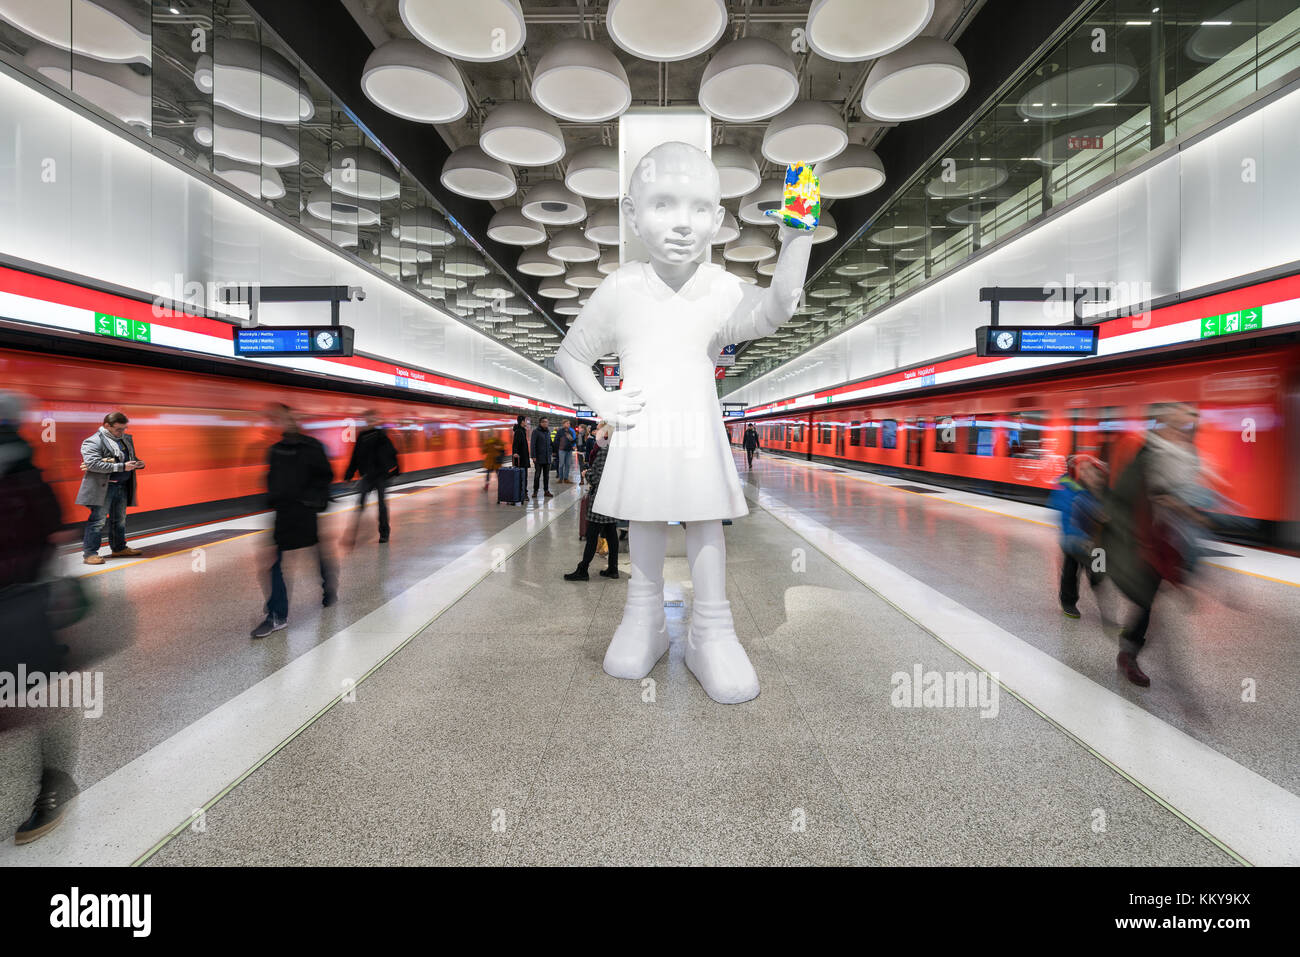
[15,768,77,845]
[564,566,590,581]
[599,566,619,579]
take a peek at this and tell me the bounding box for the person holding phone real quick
[76,411,144,565]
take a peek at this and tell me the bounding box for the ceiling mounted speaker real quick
[812,210,837,244]
[362,39,467,123]
[724,226,776,263]
[480,102,565,166]
[521,181,586,226]
[442,246,490,278]
[806,0,933,62]
[0,0,151,64]
[816,144,886,198]
[440,145,516,200]
[564,145,620,200]
[564,262,604,289]
[712,210,740,245]
[487,206,547,246]
[698,37,799,122]
[398,0,525,62]
[584,206,621,246]
[531,39,631,123]
[392,207,456,246]
[211,107,299,167]
[538,275,580,299]
[605,0,727,62]
[199,39,313,123]
[325,146,400,201]
[762,101,848,164]
[861,37,969,121]
[738,178,783,225]
[711,145,761,200]
[597,247,621,275]
[305,186,380,226]
[518,244,566,277]
[548,228,600,263]
[726,262,759,284]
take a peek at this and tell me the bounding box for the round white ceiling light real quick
[861,37,969,121]
[834,259,886,277]
[325,146,401,201]
[555,302,583,316]
[924,163,1008,199]
[520,180,586,226]
[198,40,314,123]
[518,244,566,277]
[473,274,515,298]
[726,262,759,285]
[531,39,631,123]
[712,210,741,246]
[211,107,299,167]
[698,37,799,122]
[738,178,784,225]
[756,258,778,277]
[812,210,838,244]
[398,0,525,62]
[806,0,933,62]
[487,206,547,246]
[304,185,379,226]
[548,228,600,263]
[723,226,776,263]
[417,265,466,290]
[300,213,360,248]
[538,275,580,299]
[597,247,621,275]
[710,144,761,200]
[1016,40,1139,121]
[480,101,565,166]
[564,262,604,289]
[440,145,516,200]
[442,246,490,278]
[816,145,886,198]
[24,45,149,127]
[584,205,621,246]
[214,157,285,200]
[392,207,456,246]
[361,39,467,124]
[869,222,930,245]
[605,0,727,62]
[809,280,852,300]
[564,145,620,200]
[375,235,433,264]
[762,101,848,165]
[0,0,150,64]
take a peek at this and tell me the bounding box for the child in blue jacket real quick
[1049,455,1108,619]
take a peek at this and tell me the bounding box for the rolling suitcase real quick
[497,455,527,505]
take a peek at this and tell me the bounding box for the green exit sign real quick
[94,312,151,343]
[1200,306,1262,339]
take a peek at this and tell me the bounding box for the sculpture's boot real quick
[602,577,668,679]
[684,599,759,704]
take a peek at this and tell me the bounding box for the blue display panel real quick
[231,326,354,357]
[976,325,1099,357]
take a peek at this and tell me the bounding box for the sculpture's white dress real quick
[559,261,768,522]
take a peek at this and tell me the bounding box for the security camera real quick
[349,285,366,302]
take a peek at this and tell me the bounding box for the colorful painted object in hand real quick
[764,161,820,231]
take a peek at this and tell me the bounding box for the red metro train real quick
[729,278,1300,547]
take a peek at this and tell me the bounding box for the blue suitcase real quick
[497,466,526,505]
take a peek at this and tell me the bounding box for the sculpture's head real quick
[621,141,724,267]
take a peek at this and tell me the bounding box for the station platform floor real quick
[1,450,1296,866]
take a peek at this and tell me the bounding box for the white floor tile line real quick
[744,481,1300,867]
[2,487,581,867]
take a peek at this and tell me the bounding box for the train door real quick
[905,417,926,468]
[835,419,845,457]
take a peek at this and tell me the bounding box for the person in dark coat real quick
[530,416,553,500]
[565,424,618,581]
[344,408,399,545]
[252,404,336,638]
[742,424,760,469]
[512,414,531,499]
[0,392,81,844]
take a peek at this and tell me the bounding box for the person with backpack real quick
[252,404,336,638]
[343,408,399,545]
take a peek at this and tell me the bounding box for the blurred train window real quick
[849,421,861,447]
[967,417,996,456]
[934,416,959,453]
[863,420,878,448]
[881,419,898,450]
[1071,406,1121,469]
[1006,410,1047,458]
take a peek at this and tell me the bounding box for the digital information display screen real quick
[976,325,1099,357]
[232,325,354,357]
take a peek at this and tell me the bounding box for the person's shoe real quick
[83,554,105,566]
[1116,651,1150,687]
[685,599,759,704]
[1061,603,1081,619]
[322,590,338,608]
[251,615,287,638]
[110,546,143,557]
[14,769,77,845]
[378,535,389,544]
[599,568,619,579]
[564,566,589,582]
[603,579,669,680]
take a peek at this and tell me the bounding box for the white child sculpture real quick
[555,141,816,704]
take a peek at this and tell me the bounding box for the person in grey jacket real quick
[76,411,144,565]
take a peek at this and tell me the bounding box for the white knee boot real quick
[603,577,669,679]
[685,599,759,704]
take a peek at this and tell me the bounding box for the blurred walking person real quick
[76,411,145,565]
[481,430,506,490]
[252,404,336,638]
[1049,455,1108,619]
[344,409,399,545]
